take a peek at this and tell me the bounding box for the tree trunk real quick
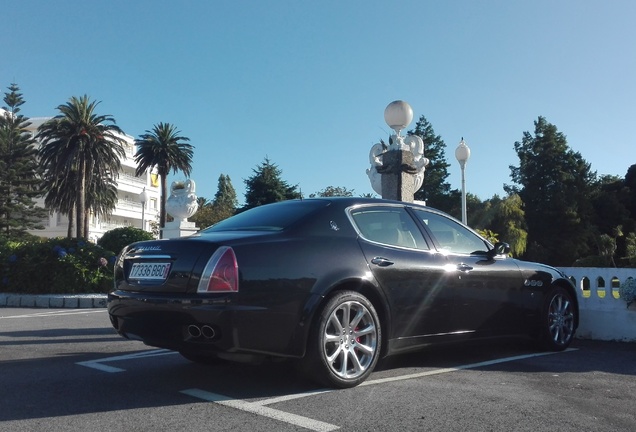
[76,159,86,239]
[159,172,167,239]
[84,209,90,241]
[67,207,74,238]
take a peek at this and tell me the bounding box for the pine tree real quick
[0,84,47,240]
[507,116,596,265]
[408,116,455,212]
[243,157,300,210]
[212,174,238,218]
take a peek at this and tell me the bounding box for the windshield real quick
[202,200,329,232]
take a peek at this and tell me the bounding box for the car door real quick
[350,205,457,349]
[412,208,526,337]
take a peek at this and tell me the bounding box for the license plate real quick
[129,262,171,281]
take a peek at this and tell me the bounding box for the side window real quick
[350,207,429,250]
[413,209,488,255]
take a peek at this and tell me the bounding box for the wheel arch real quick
[298,276,392,359]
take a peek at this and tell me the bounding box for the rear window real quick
[202,200,328,232]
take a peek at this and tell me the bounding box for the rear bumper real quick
[107,290,305,358]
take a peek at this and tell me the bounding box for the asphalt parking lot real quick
[1,307,635,431]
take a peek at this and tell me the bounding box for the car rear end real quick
[108,236,246,354]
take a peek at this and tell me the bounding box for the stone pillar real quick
[162,220,199,239]
[379,150,417,202]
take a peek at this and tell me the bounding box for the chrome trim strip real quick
[125,255,172,260]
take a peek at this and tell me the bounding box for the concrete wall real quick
[559,267,636,342]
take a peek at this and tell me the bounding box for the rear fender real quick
[289,270,391,358]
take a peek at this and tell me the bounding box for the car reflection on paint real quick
[108,197,578,388]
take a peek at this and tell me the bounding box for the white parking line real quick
[0,309,107,319]
[361,348,579,386]
[76,349,178,372]
[180,389,340,432]
[77,347,576,431]
[181,348,577,431]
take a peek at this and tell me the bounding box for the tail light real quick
[197,246,239,293]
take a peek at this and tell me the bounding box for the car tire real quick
[179,351,225,365]
[539,286,576,351]
[302,290,381,388]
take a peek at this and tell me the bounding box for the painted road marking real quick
[0,309,107,319]
[76,349,177,372]
[77,346,577,430]
[181,348,577,431]
[361,348,578,386]
[180,389,339,432]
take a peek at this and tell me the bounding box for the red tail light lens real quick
[197,246,239,293]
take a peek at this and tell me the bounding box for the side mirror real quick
[487,242,511,260]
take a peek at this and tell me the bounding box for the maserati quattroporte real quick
[108,198,578,388]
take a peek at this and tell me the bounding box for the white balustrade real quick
[559,267,636,342]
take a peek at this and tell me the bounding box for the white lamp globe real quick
[139,188,148,204]
[384,100,413,135]
[455,138,471,167]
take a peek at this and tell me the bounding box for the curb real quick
[0,293,107,308]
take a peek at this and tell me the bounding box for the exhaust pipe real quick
[186,324,216,340]
[187,325,202,338]
[201,325,216,339]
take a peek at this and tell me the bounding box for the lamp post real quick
[366,101,428,202]
[138,187,148,231]
[455,137,471,225]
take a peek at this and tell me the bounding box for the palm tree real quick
[37,95,126,239]
[41,169,78,238]
[134,123,193,237]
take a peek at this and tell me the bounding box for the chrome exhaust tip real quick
[187,325,202,338]
[201,325,216,339]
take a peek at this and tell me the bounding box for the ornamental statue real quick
[165,179,199,222]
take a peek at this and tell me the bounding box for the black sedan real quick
[108,197,578,388]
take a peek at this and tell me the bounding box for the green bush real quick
[0,238,116,294]
[97,226,155,256]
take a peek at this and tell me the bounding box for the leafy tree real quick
[212,174,237,219]
[623,232,636,267]
[310,186,355,197]
[37,95,126,239]
[466,194,495,229]
[589,175,631,235]
[408,116,454,210]
[507,116,596,266]
[487,194,528,257]
[134,123,194,237]
[625,164,636,220]
[0,84,48,240]
[243,157,300,210]
[189,197,214,229]
[191,175,239,228]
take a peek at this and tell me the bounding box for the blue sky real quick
[2,1,634,206]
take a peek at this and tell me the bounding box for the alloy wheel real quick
[322,300,378,380]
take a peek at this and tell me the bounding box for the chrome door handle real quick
[457,263,473,272]
[371,257,394,267]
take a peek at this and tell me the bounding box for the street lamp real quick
[138,187,148,230]
[384,100,414,141]
[455,137,471,225]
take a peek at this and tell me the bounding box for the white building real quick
[22,116,161,242]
